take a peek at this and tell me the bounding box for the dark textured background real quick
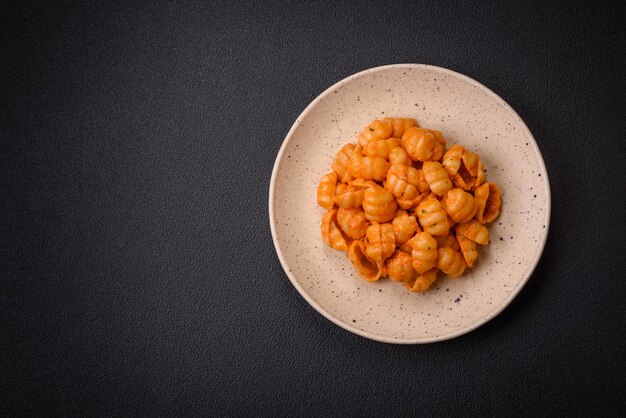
[2,1,625,416]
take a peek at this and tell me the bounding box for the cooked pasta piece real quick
[384,117,418,138]
[437,247,466,277]
[422,161,452,196]
[362,186,397,222]
[405,268,438,292]
[452,172,472,191]
[399,233,419,254]
[452,149,481,191]
[348,178,379,189]
[386,250,416,283]
[384,164,430,210]
[316,172,337,211]
[362,137,400,159]
[442,145,464,177]
[391,210,419,246]
[321,210,349,251]
[435,233,460,251]
[364,222,395,263]
[349,240,385,282]
[388,146,412,166]
[446,214,457,229]
[429,130,447,162]
[461,150,480,177]
[357,119,393,147]
[332,143,356,183]
[455,219,489,245]
[474,161,486,190]
[398,190,431,210]
[333,183,365,208]
[336,207,369,239]
[456,233,478,268]
[474,182,501,224]
[348,146,390,182]
[441,188,477,223]
[346,145,363,179]
[415,196,450,236]
[401,127,436,162]
[411,231,438,273]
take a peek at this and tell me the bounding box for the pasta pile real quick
[317,117,501,292]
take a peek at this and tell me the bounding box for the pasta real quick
[358,119,393,147]
[385,117,418,138]
[386,250,416,283]
[430,130,447,162]
[398,191,430,210]
[333,183,365,208]
[442,145,464,177]
[435,233,460,252]
[475,161,486,190]
[348,146,391,182]
[349,178,379,189]
[362,137,401,159]
[384,164,430,209]
[455,219,489,245]
[474,182,501,224]
[349,240,385,282]
[461,149,480,177]
[318,116,502,292]
[364,222,395,264]
[362,185,397,222]
[422,161,452,196]
[332,143,356,183]
[416,196,450,236]
[446,214,457,229]
[321,210,349,251]
[336,207,368,240]
[405,269,438,292]
[391,210,419,246]
[456,233,478,267]
[411,231,438,273]
[388,146,412,166]
[401,127,436,162]
[441,188,477,224]
[437,247,466,277]
[399,233,419,254]
[316,172,337,211]
[452,149,482,191]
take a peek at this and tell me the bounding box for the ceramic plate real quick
[269,64,550,344]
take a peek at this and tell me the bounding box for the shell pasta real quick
[317,116,502,292]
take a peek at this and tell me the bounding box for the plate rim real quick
[269,63,551,344]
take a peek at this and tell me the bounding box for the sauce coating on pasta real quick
[317,116,502,292]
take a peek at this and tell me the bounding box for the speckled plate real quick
[269,64,550,344]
